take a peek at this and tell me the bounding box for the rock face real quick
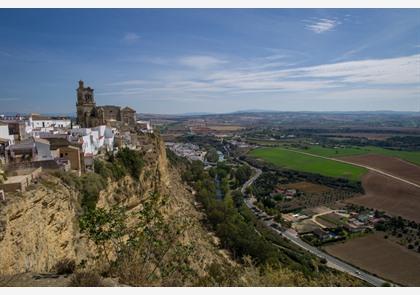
[0,177,89,275]
[0,134,229,279]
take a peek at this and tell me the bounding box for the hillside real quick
[0,133,364,286]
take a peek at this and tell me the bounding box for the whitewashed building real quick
[69,125,115,156]
[0,122,14,145]
[29,114,71,129]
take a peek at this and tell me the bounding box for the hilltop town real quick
[0,81,152,197]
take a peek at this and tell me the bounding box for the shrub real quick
[79,173,107,211]
[53,258,76,275]
[115,148,144,179]
[69,271,103,287]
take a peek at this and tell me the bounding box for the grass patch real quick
[249,147,367,181]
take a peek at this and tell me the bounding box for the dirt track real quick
[347,171,420,222]
[325,233,420,286]
[341,154,420,185]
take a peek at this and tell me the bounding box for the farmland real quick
[324,232,420,286]
[347,171,420,223]
[341,154,420,185]
[249,147,367,181]
[290,145,420,166]
[285,181,331,194]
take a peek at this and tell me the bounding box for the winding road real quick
[239,158,391,287]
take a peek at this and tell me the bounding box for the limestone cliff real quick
[0,176,90,275]
[0,134,230,281]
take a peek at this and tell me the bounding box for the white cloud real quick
[122,32,141,44]
[107,54,420,102]
[305,18,341,34]
[178,55,227,69]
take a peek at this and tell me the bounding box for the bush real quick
[69,272,103,287]
[53,258,76,275]
[80,173,107,211]
[116,148,144,179]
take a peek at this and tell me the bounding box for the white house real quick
[69,125,115,156]
[136,120,153,133]
[29,114,71,129]
[34,138,53,161]
[0,122,14,145]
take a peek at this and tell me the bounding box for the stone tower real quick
[76,80,96,128]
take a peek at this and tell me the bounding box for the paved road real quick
[277,147,420,189]
[239,160,390,287]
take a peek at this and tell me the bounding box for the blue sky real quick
[0,9,419,114]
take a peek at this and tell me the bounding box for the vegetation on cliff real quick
[168,149,366,286]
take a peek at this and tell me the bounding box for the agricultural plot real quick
[285,181,331,193]
[325,232,420,286]
[347,172,420,223]
[291,145,420,166]
[249,147,367,181]
[316,213,346,228]
[341,154,420,185]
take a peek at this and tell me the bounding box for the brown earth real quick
[285,182,331,193]
[324,233,420,286]
[314,217,336,229]
[347,171,420,223]
[320,133,396,140]
[207,125,244,131]
[340,154,420,185]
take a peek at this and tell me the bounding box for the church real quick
[76,80,136,128]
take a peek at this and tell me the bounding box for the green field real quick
[249,147,367,181]
[289,145,420,166]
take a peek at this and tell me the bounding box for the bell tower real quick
[76,80,96,128]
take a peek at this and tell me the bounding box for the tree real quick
[115,148,144,179]
[231,190,244,208]
[80,192,194,286]
[206,148,219,163]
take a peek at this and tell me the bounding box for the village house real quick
[29,114,71,129]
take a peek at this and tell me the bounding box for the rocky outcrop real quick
[0,177,91,275]
[0,134,230,280]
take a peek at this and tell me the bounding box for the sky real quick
[0,9,419,115]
